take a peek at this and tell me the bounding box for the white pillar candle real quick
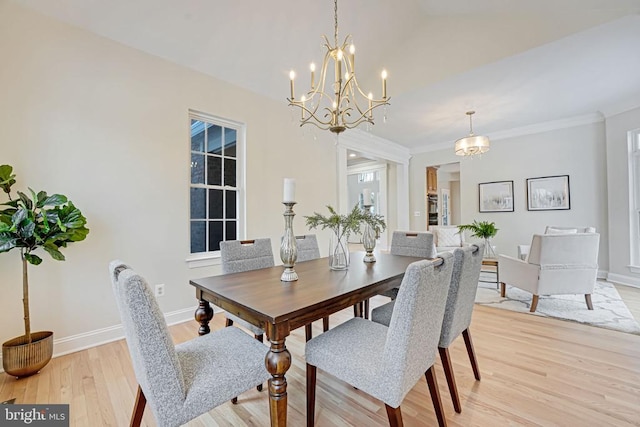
[363,188,372,205]
[283,178,296,203]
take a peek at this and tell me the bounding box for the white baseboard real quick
[607,272,640,288]
[1,306,202,374]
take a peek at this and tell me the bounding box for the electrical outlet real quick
[154,284,165,297]
[414,211,421,217]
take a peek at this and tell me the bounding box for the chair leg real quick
[438,347,461,413]
[425,366,448,427]
[307,364,317,427]
[255,333,264,392]
[500,282,506,297]
[322,316,329,332]
[305,324,312,342]
[130,385,146,427]
[225,318,233,327]
[384,404,403,427]
[462,328,481,381]
[530,295,539,312]
[231,396,238,404]
[353,302,362,318]
[585,294,594,310]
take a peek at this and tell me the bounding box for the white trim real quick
[186,253,222,269]
[411,112,605,154]
[0,307,202,374]
[629,265,640,274]
[607,272,640,289]
[339,129,411,166]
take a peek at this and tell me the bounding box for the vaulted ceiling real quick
[16,0,640,152]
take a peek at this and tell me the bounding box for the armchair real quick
[430,225,466,253]
[499,233,600,312]
[517,226,596,260]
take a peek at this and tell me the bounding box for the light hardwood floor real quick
[2,293,640,427]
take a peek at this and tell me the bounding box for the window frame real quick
[186,110,246,267]
[629,128,640,272]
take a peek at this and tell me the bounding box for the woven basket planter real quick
[2,331,53,378]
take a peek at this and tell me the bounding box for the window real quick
[630,129,640,268]
[190,111,244,257]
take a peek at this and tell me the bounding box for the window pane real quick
[224,158,236,187]
[190,221,206,253]
[190,188,206,219]
[191,120,205,152]
[224,128,237,158]
[226,190,237,219]
[191,153,204,184]
[207,124,223,155]
[206,156,222,186]
[208,221,223,252]
[226,221,237,241]
[208,189,223,219]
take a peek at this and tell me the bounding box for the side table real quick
[480,258,499,288]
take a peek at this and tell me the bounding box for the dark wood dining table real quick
[189,251,424,427]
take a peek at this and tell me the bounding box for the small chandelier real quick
[454,111,490,156]
[287,0,389,134]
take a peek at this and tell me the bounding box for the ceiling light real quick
[287,0,389,134]
[454,111,490,156]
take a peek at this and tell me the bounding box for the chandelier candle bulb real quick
[289,70,296,100]
[349,44,355,71]
[310,63,315,89]
[283,178,296,203]
[381,69,387,99]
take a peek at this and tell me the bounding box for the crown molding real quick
[411,112,605,155]
[339,128,411,165]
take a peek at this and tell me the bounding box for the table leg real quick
[266,323,292,427]
[195,299,213,336]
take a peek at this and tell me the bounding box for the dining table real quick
[189,250,424,427]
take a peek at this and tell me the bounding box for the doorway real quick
[426,162,460,228]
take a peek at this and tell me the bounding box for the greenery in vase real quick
[457,220,498,239]
[304,204,386,240]
[0,165,90,343]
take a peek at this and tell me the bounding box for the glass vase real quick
[483,238,497,259]
[329,230,350,270]
[362,222,377,263]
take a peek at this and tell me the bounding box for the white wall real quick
[605,106,640,286]
[410,121,609,270]
[0,4,337,355]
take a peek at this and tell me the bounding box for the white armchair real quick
[498,233,600,312]
[430,225,466,253]
[517,226,596,260]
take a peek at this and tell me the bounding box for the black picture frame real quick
[526,175,570,211]
[478,181,514,213]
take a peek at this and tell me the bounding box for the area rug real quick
[475,277,640,335]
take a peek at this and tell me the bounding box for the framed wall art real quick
[526,175,570,211]
[478,180,514,213]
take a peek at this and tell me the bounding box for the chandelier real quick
[287,0,389,134]
[454,111,490,156]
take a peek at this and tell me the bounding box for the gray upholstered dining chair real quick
[108,261,269,427]
[306,253,454,427]
[220,238,275,343]
[372,244,484,414]
[380,231,437,300]
[219,238,274,399]
[294,234,330,341]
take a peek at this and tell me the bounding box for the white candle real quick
[283,178,296,203]
[363,188,372,205]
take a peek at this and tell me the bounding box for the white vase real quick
[329,230,350,270]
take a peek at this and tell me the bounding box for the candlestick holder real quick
[362,204,377,263]
[280,202,298,281]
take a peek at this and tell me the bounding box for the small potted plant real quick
[457,220,498,258]
[0,165,90,377]
[305,204,385,270]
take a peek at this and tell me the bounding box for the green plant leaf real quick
[16,191,33,210]
[0,233,17,252]
[0,165,16,194]
[42,193,67,207]
[43,243,65,261]
[24,253,43,265]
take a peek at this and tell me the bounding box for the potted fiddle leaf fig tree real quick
[0,165,89,377]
